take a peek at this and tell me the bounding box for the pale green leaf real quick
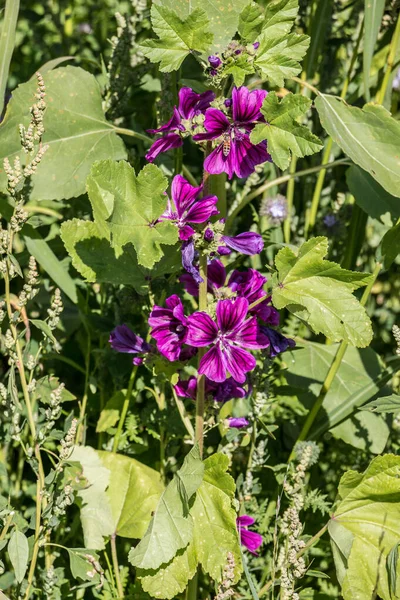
[381,222,400,270]
[364,0,385,101]
[238,2,264,42]
[387,542,400,600]
[155,0,250,53]
[224,58,255,86]
[346,165,400,224]
[137,453,242,599]
[67,548,101,584]
[361,394,400,413]
[0,66,126,200]
[96,392,125,432]
[262,0,299,36]
[98,451,163,539]
[0,0,19,117]
[140,5,212,72]
[33,375,76,404]
[70,446,114,550]
[315,94,400,198]
[30,319,57,345]
[254,32,310,87]
[329,455,400,600]
[250,92,322,170]
[86,160,179,269]
[282,341,390,453]
[8,530,29,583]
[129,446,204,570]
[272,237,373,347]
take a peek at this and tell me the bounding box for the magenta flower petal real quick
[228,417,249,428]
[193,108,230,141]
[237,515,263,555]
[178,87,215,119]
[260,326,296,357]
[184,195,219,223]
[223,344,256,383]
[179,225,196,241]
[145,134,183,162]
[234,136,271,178]
[181,239,203,284]
[175,377,198,399]
[187,312,218,346]
[198,345,226,382]
[203,144,236,179]
[171,175,203,216]
[208,260,227,289]
[216,297,249,333]
[232,86,267,123]
[222,232,264,255]
[109,325,150,354]
[237,515,255,527]
[148,296,188,361]
[147,107,182,134]
[230,316,270,350]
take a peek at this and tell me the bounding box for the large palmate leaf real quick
[71,447,163,550]
[272,237,373,347]
[138,454,242,599]
[315,95,400,198]
[0,66,126,200]
[281,342,390,453]
[329,455,400,600]
[140,5,212,72]
[250,92,323,170]
[254,33,309,87]
[129,446,204,571]
[156,0,250,53]
[346,165,400,224]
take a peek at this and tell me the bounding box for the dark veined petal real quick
[174,377,198,399]
[184,194,219,224]
[145,133,182,162]
[232,86,267,124]
[186,312,218,346]
[147,107,182,134]
[234,136,271,178]
[198,344,227,382]
[216,297,249,333]
[240,528,263,555]
[261,327,296,357]
[181,239,203,284]
[223,344,256,383]
[203,143,236,179]
[208,259,227,289]
[193,107,230,141]
[222,232,264,255]
[171,174,203,217]
[179,225,196,241]
[229,316,270,350]
[178,87,215,119]
[109,325,150,354]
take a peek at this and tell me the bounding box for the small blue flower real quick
[260,194,288,225]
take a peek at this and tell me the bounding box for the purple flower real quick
[323,214,340,229]
[228,417,249,428]
[148,295,188,362]
[218,232,264,255]
[260,326,295,357]
[161,175,219,241]
[193,86,271,179]
[208,55,222,68]
[237,515,263,555]
[253,42,260,50]
[146,87,215,162]
[186,297,269,383]
[175,376,246,402]
[109,325,151,364]
[260,194,288,225]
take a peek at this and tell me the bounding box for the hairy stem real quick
[289,261,381,460]
[113,365,138,453]
[111,533,124,599]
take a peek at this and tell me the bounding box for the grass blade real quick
[0,0,20,116]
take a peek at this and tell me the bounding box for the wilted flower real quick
[260,194,288,225]
[218,231,264,255]
[148,295,188,362]
[237,515,263,554]
[260,326,295,357]
[175,376,246,402]
[109,325,151,365]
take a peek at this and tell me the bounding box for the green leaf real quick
[224,57,255,87]
[155,0,250,53]
[138,453,242,599]
[315,94,400,198]
[86,160,179,269]
[381,222,400,270]
[0,0,19,117]
[140,5,213,72]
[361,394,400,413]
[33,375,76,404]
[30,319,58,346]
[363,0,385,101]
[98,451,164,539]
[96,392,125,432]
[250,92,323,170]
[23,224,78,304]
[0,66,126,200]
[238,2,264,42]
[67,548,101,584]
[129,446,204,570]
[8,530,29,583]
[387,542,400,600]
[281,341,390,453]
[71,446,114,550]
[254,33,310,87]
[262,0,299,36]
[329,455,400,600]
[272,237,373,347]
[346,165,400,224]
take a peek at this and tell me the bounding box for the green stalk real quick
[195,252,208,458]
[112,365,138,453]
[288,261,381,461]
[376,15,400,105]
[340,203,368,270]
[0,0,20,117]
[283,156,298,244]
[305,20,364,237]
[186,571,199,600]
[226,159,349,228]
[111,533,124,599]
[76,326,92,445]
[209,171,227,219]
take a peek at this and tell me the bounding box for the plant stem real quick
[186,571,199,600]
[283,156,298,244]
[288,261,381,461]
[226,159,349,227]
[110,533,124,599]
[340,202,368,270]
[376,15,400,105]
[171,385,195,439]
[112,126,152,144]
[0,511,15,541]
[305,19,363,237]
[113,365,138,453]
[76,326,92,444]
[195,252,208,458]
